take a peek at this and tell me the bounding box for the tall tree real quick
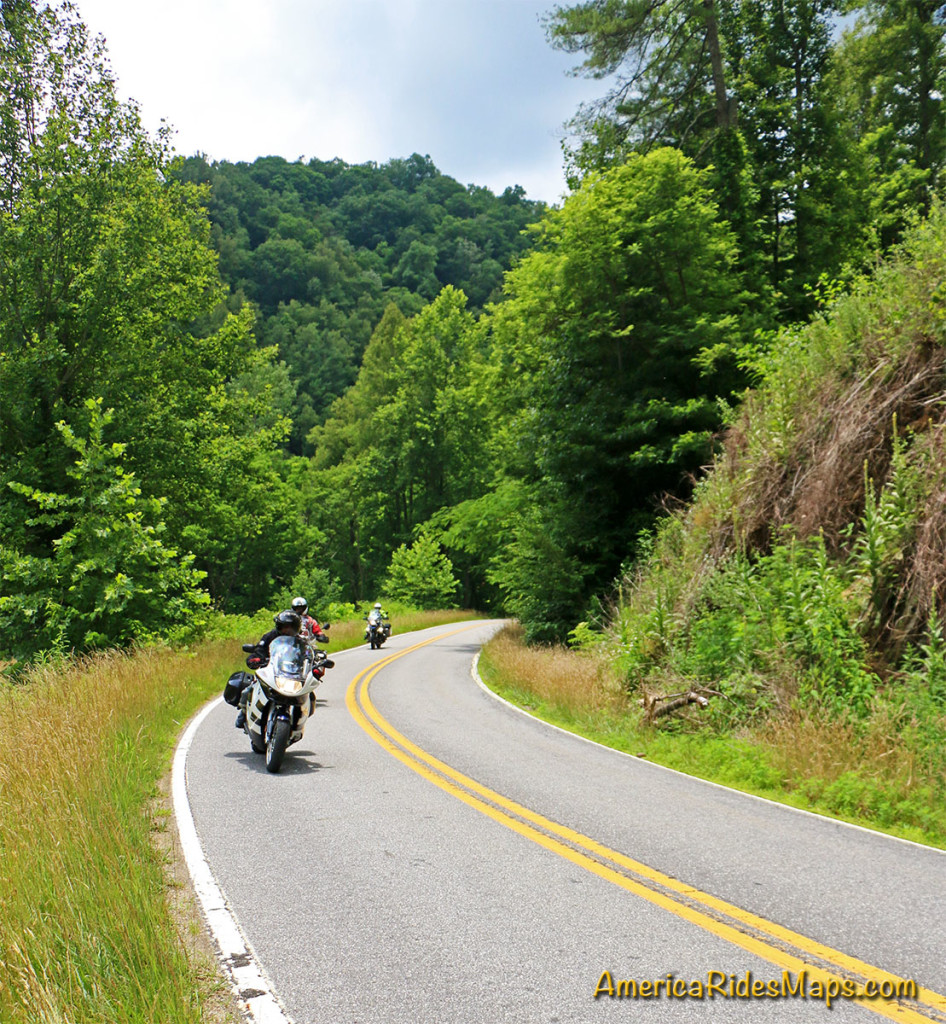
[0,1,304,627]
[832,0,946,241]
[546,0,737,173]
[726,0,854,308]
[545,0,895,316]
[482,148,750,640]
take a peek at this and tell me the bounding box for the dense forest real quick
[172,152,546,452]
[1,0,945,672]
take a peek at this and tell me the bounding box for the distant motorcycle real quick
[228,634,334,773]
[365,608,391,650]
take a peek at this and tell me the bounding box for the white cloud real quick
[74,0,608,202]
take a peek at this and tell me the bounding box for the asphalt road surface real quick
[181,619,946,1023]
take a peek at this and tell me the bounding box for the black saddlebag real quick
[223,671,250,706]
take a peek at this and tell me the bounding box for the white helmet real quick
[374,602,382,609]
[291,596,308,614]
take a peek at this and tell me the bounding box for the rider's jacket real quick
[299,614,325,641]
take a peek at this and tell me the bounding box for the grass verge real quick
[0,639,243,1023]
[0,608,481,1022]
[477,624,946,850]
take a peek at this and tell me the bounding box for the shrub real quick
[383,533,459,609]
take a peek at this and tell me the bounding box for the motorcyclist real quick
[234,610,302,730]
[291,596,329,644]
[365,601,391,642]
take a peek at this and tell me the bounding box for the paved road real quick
[181,620,946,1023]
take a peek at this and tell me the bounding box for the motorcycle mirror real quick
[241,643,255,653]
[322,659,335,669]
[322,622,331,629]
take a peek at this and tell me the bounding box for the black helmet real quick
[274,610,302,634]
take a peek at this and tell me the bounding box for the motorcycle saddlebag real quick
[223,671,249,707]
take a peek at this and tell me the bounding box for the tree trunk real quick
[703,0,736,129]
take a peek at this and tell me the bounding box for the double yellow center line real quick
[345,626,946,1022]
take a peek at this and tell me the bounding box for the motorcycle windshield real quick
[368,611,381,624]
[269,636,310,678]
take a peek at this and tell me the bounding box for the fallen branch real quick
[640,689,711,724]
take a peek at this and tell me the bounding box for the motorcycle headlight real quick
[273,675,304,696]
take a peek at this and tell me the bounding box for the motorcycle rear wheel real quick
[265,717,291,773]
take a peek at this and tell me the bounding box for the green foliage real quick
[483,148,751,640]
[902,607,946,710]
[762,537,878,715]
[568,620,605,649]
[307,287,495,603]
[614,534,878,725]
[831,0,945,230]
[0,2,309,625]
[494,510,591,645]
[176,151,546,451]
[272,562,345,620]
[546,0,945,317]
[0,402,209,661]
[606,203,946,734]
[895,607,946,766]
[382,533,459,610]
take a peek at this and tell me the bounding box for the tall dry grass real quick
[0,640,235,1024]
[755,703,946,840]
[479,623,629,724]
[0,609,483,1022]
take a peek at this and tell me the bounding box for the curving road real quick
[179,619,946,1023]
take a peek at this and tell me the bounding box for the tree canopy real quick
[3,0,944,661]
[174,151,546,452]
[0,1,311,656]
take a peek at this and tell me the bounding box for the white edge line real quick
[172,696,295,1024]
[470,651,946,857]
[167,638,371,1024]
[173,622,942,1024]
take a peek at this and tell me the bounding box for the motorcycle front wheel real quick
[265,717,291,773]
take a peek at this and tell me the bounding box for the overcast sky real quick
[73,0,611,205]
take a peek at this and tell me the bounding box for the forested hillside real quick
[173,153,545,452]
[2,0,944,676]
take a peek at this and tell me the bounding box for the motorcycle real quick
[235,634,334,773]
[365,608,391,650]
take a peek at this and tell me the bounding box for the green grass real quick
[0,607,480,1023]
[0,640,239,1023]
